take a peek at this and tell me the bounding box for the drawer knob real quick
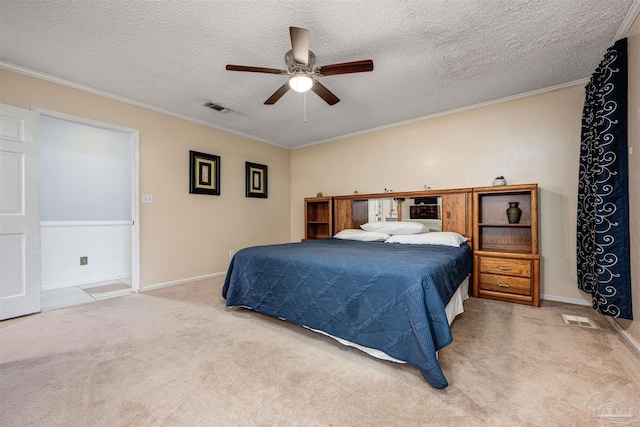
[498,266,511,271]
[498,283,510,288]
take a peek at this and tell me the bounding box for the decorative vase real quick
[506,202,522,224]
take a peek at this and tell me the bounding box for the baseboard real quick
[42,274,129,290]
[140,272,226,292]
[540,294,592,306]
[605,317,640,357]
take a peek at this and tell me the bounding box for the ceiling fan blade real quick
[315,60,374,76]
[311,80,340,105]
[226,65,287,75]
[289,27,309,65]
[264,83,291,105]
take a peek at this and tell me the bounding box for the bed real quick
[222,237,473,389]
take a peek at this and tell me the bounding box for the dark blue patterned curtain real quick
[577,38,632,320]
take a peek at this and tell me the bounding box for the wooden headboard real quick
[333,188,473,243]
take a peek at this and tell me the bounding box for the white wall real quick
[41,221,131,289]
[40,116,132,221]
[39,116,133,288]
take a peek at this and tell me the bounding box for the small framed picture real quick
[245,162,268,198]
[189,150,220,196]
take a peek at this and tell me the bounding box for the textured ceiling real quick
[0,1,636,148]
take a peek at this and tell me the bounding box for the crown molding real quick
[0,61,287,149]
[293,78,589,150]
[2,61,589,152]
[615,0,640,40]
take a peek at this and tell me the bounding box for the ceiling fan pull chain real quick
[304,91,307,122]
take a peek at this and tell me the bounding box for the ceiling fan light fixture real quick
[289,73,314,92]
[226,27,371,105]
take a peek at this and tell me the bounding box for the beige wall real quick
[0,68,291,289]
[620,16,640,342]
[291,86,590,304]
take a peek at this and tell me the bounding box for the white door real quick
[0,104,41,320]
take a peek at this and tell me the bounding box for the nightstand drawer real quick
[479,273,531,296]
[480,258,531,278]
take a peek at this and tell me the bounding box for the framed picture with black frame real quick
[189,150,220,196]
[245,162,268,198]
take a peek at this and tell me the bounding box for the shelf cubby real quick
[304,197,333,241]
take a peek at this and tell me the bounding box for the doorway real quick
[36,109,139,310]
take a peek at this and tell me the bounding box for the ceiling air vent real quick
[203,102,231,114]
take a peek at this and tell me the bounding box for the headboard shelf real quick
[333,187,473,201]
[309,183,541,307]
[332,187,473,239]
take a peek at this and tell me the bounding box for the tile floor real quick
[41,275,132,311]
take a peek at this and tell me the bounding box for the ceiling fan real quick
[226,27,374,106]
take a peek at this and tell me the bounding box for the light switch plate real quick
[142,194,153,203]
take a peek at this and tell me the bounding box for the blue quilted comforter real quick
[222,238,472,388]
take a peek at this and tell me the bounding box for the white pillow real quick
[384,232,467,247]
[333,229,390,242]
[360,221,428,235]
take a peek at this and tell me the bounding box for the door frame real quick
[33,108,141,292]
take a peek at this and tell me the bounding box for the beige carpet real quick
[1,277,638,427]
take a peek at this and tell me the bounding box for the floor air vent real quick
[562,314,598,329]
